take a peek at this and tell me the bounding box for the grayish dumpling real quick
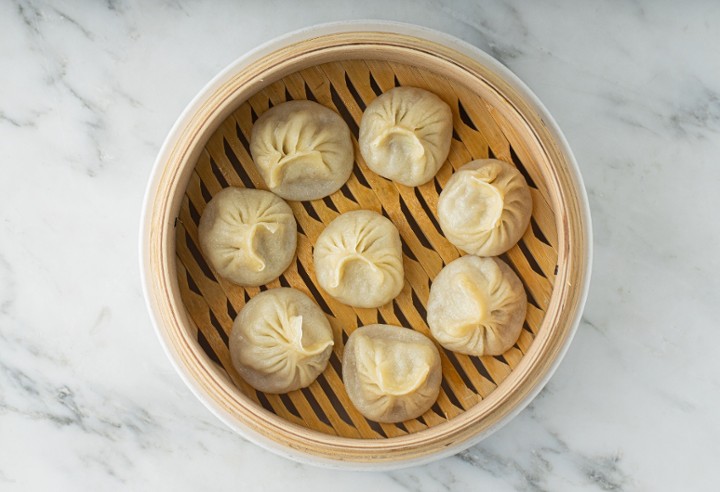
[359,86,453,187]
[342,324,442,423]
[230,288,334,394]
[427,255,527,356]
[198,187,296,286]
[438,159,532,256]
[313,210,404,308]
[250,100,354,201]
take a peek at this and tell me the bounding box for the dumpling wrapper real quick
[438,159,532,256]
[230,288,334,394]
[427,255,527,356]
[198,187,296,286]
[359,87,453,187]
[250,100,354,201]
[313,210,404,308]
[342,324,442,423]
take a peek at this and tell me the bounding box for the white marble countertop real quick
[1,1,719,490]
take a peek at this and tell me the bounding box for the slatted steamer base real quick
[174,59,558,440]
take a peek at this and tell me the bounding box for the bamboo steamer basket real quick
[140,22,592,469]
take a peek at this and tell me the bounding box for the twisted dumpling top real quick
[198,187,296,286]
[427,255,527,356]
[438,159,532,256]
[359,87,453,187]
[313,210,404,308]
[250,100,354,201]
[230,288,334,394]
[342,324,442,423]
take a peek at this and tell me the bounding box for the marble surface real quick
[1,1,719,490]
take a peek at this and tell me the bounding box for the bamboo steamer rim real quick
[140,21,592,469]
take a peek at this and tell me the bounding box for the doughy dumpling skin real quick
[438,159,532,256]
[198,187,296,286]
[427,255,527,356]
[313,210,404,308]
[359,87,453,187]
[250,100,354,201]
[230,288,334,393]
[343,324,442,423]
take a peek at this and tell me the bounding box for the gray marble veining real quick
[1,0,718,490]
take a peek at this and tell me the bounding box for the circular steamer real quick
[140,22,592,469]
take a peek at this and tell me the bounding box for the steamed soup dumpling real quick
[427,255,526,356]
[250,100,354,201]
[198,187,296,286]
[438,159,532,256]
[313,210,404,308]
[359,87,453,187]
[230,288,334,393]
[343,324,442,423]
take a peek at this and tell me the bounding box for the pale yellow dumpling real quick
[313,210,403,308]
[427,255,527,356]
[230,288,334,394]
[438,159,532,256]
[359,87,452,187]
[250,100,353,201]
[342,324,442,423]
[198,188,296,286]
